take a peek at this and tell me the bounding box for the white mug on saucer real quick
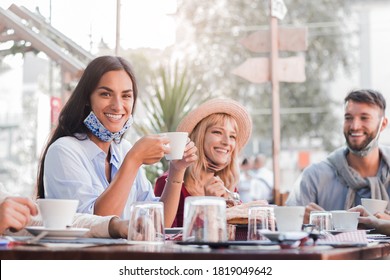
[330,210,359,231]
[37,199,78,229]
[274,206,305,232]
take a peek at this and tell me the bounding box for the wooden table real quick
[1,241,389,260]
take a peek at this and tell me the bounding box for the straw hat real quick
[176,98,252,151]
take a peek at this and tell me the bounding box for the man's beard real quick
[345,118,383,157]
[345,132,375,151]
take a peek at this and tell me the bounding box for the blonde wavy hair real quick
[184,113,240,191]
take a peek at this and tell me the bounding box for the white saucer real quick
[326,229,373,235]
[25,226,90,239]
[327,229,354,234]
[259,230,309,242]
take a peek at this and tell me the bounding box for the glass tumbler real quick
[127,202,165,244]
[309,211,332,232]
[183,196,227,242]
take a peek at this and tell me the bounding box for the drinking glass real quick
[183,196,227,242]
[247,206,270,240]
[309,211,332,233]
[127,202,165,244]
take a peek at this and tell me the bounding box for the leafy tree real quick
[138,63,205,132]
[174,0,356,152]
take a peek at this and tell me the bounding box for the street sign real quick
[231,57,269,84]
[278,56,306,82]
[232,0,307,206]
[231,56,305,83]
[239,27,308,53]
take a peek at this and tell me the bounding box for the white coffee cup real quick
[37,199,78,229]
[361,198,388,215]
[161,132,188,160]
[183,196,227,242]
[127,202,165,244]
[330,210,359,231]
[274,206,305,232]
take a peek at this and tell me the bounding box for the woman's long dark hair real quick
[36,56,138,198]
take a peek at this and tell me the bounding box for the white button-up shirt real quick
[44,134,158,219]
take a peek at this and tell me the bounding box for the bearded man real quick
[286,89,390,223]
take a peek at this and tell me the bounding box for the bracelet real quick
[165,178,184,184]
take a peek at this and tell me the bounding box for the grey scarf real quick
[326,146,390,210]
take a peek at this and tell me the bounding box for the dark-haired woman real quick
[37,56,197,227]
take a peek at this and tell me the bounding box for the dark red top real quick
[154,173,189,227]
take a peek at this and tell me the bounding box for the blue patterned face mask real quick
[83,111,133,144]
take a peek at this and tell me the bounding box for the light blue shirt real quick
[44,134,158,219]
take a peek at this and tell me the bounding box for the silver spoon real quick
[224,186,240,201]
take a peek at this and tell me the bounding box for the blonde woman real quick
[154,98,253,227]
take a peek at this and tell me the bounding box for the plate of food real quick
[226,200,269,225]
